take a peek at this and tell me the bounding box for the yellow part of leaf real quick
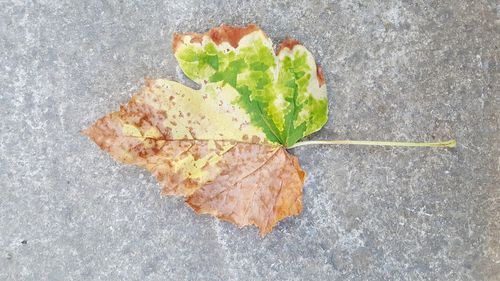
[122,123,143,138]
[138,79,267,141]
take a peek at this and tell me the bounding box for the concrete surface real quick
[1,0,499,280]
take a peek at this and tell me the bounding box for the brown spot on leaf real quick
[251,136,261,144]
[276,38,301,54]
[316,64,325,87]
[173,32,203,52]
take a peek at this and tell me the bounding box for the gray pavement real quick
[1,1,499,280]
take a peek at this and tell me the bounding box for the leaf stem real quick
[288,139,456,149]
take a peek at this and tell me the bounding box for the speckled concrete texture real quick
[1,1,499,280]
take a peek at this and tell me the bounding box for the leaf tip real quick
[80,127,91,137]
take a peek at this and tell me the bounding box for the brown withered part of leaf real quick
[83,79,305,236]
[186,145,304,236]
[172,24,259,52]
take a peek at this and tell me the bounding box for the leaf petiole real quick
[288,139,456,149]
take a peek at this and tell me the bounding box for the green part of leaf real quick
[174,29,328,147]
[236,85,284,144]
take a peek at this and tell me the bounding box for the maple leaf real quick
[84,24,327,236]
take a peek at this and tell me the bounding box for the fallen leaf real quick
[84,24,327,235]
